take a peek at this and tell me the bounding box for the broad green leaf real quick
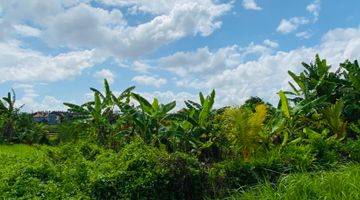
[119,86,136,99]
[152,98,159,111]
[278,90,291,118]
[199,92,205,105]
[303,127,322,140]
[162,101,176,113]
[90,87,105,99]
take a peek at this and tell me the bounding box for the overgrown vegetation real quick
[0,55,359,199]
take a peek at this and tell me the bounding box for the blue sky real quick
[0,0,359,111]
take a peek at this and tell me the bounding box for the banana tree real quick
[322,101,347,140]
[288,55,359,121]
[171,90,222,160]
[284,55,359,140]
[64,79,117,146]
[0,90,21,142]
[287,55,336,102]
[339,60,360,122]
[131,93,176,146]
[274,91,345,146]
[110,86,136,142]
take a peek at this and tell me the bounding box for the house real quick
[48,112,61,125]
[33,112,48,123]
[32,111,63,125]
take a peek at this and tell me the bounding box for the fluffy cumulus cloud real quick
[132,61,151,73]
[1,0,231,58]
[296,31,312,39]
[158,43,277,77]
[13,24,42,37]
[93,69,116,84]
[277,17,309,34]
[0,0,231,82]
[263,39,279,48]
[277,0,321,35]
[98,0,230,15]
[242,0,262,11]
[307,0,321,21]
[156,27,360,106]
[13,84,65,111]
[0,41,100,83]
[132,75,167,88]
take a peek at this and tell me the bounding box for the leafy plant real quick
[131,93,176,145]
[221,104,267,161]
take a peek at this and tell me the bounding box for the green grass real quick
[227,164,360,200]
[0,144,45,180]
[0,144,42,156]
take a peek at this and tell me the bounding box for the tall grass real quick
[228,164,360,200]
[0,144,41,156]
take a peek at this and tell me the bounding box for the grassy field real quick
[227,164,360,200]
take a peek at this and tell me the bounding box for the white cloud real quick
[133,60,150,73]
[99,0,230,15]
[13,24,41,37]
[158,27,360,106]
[158,43,275,77]
[13,83,65,111]
[132,75,167,88]
[242,0,262,10]
[159,46,240,77]
[1,1,231,59]
[277,17,309,34]
[263,39,279,48]
[0,0,232,83]
[296,31,312,39]
[0,41,101,83]
[307,0,321,21]
[277,1,320,35]
[93,69,116,84]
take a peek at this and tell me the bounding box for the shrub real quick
[311,139,342,167]
[343,139,360,162]
[208,153,284,198]
[220,104,268,161]
[91,138,207,199]
[280,144,315,172]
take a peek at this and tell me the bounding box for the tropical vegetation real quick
[0,55,359,199]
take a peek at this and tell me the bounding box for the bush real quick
[91,139,207,199]
[0,143,103,199]
[343,139,360,162]
[208,153,284,198]
[158,152,207,199]
[280,144,316,171]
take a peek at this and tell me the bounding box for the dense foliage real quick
[0,90,48,144]
[0,55,359,199]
